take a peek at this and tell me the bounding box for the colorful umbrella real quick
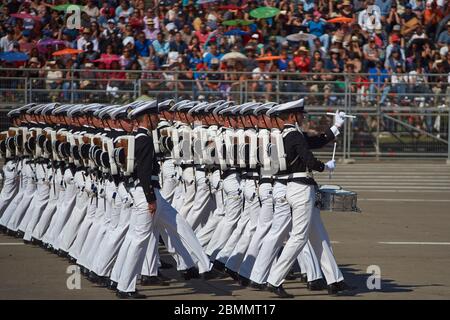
[52,4,83,12]
[196,0,218,4]
[10,13,41,21]
[250,7,280,19]
[222,19,254,27]
[221,52,248,61]
[37,39,66,53]
[286,32,317,42]
[218,5,242,10]
[327,17,355,24]
[255,55,282,62]
[93,54,121,65]
[224,29,249,36]
[52,48,84,56]
[0,51,29,62]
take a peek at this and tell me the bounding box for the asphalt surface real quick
[1,161,450,300]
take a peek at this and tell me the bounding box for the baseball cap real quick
[108,19,115,24]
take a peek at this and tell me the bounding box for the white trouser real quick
[141,188,212,275]
[216,178,253,265]
[0,189,24,228]
[50,176,77,250]
[196,170,224,248]
[92,182,130,277]
[225,178,262,272]
[23,181,50,241]
[77,193,107,269]
[6,181,36,232]
[172,166,185,211]
[250,181,291,284]
[239,182,273,278]
[297,240,323,282]
[186,170,216,232]
[205,172,242,260]
[267,183,344,287]
[31,188,59,241]
[56,190,89,252]
[160,159,178,205]
[178,167,196,219]
[67,196,97,260]
[0,161,19,219]
[115,186,155,293]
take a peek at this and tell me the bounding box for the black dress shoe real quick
[30,238,42,246]
[5,229,15,236]
[266,283,295,298]
[88,271,100,283]
[285,270,298,280]
[96,276,110,287]
[249,281,266,290]
[141,275,169,286]
[212,260,226,272]
[327,281,352,295]
[15,230,24,238]
[68,256,77,264]
[180,267,200,280]
[299,273,308,283]
[23,239,31,245]
[107,280,118,291]
[238,275,250,287]
[157,271,171,282]
[58,249,68,258]
[116,290,146,299]
[0,225,6,233]
[224,268,240,281]
[307,279,326,291]
[159,261,173,269]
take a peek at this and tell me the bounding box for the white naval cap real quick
[253,102,278,115]
[127,100,158,119]
[266,98,305,116]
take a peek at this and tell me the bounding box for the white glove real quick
[334,110,346,128]
[325,160,336,172]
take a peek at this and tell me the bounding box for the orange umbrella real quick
[52,48,84,56]
[255,55,282,62]
[327,17,355,24]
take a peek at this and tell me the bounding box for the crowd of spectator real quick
[0,0,450,112]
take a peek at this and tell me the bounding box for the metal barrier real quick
[0,68,448,160]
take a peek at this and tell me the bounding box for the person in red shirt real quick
[293,46,311,73]
[194,23,211,46]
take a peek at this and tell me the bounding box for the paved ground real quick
[1,161,450,300]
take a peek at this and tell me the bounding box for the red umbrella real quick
[255,55,282,62]
[93,54,120,65]
[218,5,242,10]
[327,17,355,24]
[10,13,41,21]
[52,48,84,56]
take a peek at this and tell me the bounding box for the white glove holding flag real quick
[334,110,346,128]
[325,160,336,172]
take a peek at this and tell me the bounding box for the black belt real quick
[180,163,195,169]
[221,169,239,179]
[259,178,273,184]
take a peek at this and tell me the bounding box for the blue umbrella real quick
[197,0,218,4]
[0,51,29,62]
[224,29,249,36]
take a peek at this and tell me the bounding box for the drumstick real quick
[326,112,356,119]
[329,142,337,180]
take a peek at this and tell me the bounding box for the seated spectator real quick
[293,46,310,73]
[368,61,390,105]
[438,21,450,47]
[304,11,330,51]
[169,32,188,56]
[134,32,152,58]
[152,32,170,65]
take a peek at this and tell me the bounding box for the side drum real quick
[317,185,360,212]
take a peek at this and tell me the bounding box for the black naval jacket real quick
[134,127,160,203]
[283,124,335,185]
